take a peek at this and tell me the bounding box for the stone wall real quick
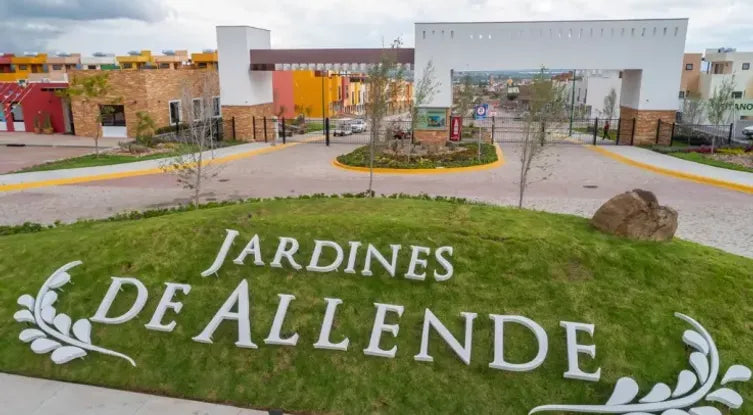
[619,106,676,146]
[69,69,218,139]
[221,103,275,141]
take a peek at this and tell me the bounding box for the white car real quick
[351,119,367,133]
[742,125,753,139]
[332,119,353,136]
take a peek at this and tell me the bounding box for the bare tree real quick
[518,67,568,208]
[681,91,706,124]
[453,74,477,118]
[56,72,119,156]
[364,41,405,196]
[706,76,735,152]
[603,88,617,119]
[161,73,221,208]
[406,60,440,160]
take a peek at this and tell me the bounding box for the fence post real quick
[231,117,236,140]
[325,117,330,146]
[281,117,286,145]
[669,123,676,147]
[491,116,496,143]
[592,117,598,145]
[252,116,256,141]
[263,116,268,142]
[630,118,636,146]
[616,118,622,145]
[655,119,661,145]
[728,123,734,145]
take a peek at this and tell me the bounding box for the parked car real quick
[351,119,367,133]
[742,125,753,139]
[333,119,353,136]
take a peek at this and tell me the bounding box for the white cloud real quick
[5,0,753,55]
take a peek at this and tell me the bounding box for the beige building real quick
[679,53,702,98]
[70,69,219,139]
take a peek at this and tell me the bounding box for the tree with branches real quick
[603,88,617,119]
[681,91,706,124]
[453,74,477,118]
[518,67,568,208]
[363,41,406,196]
[56,73,119,156]
[160,73,221,208]
[706,76,735,152]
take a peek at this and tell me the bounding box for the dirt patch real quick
[711,153,753,169]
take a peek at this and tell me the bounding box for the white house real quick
[699,48,753,101]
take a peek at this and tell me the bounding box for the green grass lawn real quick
[337,143,498,169]
[1,198,751,414]
[668,151,753,173]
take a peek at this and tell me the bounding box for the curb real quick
[0,139,317,193]
[586,145,753,195]
[331,144,504,175]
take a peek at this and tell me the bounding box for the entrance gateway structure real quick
[217,19,687,145]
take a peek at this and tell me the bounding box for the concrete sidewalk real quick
[592,145,753,193]
[0,133,126,149]
[0,141,278,188]
[0,373,274,415]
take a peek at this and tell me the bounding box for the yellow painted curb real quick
[586,145,753,195]
[331,143,505,175]
[0,138,320,193]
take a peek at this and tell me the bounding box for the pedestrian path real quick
[0,141,303,192]
[0,133,125,148]
[589,145,753,194]
[0,373,275,415]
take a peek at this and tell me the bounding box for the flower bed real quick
[336,143,498,169]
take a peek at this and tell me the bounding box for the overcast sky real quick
[1,0,750,56]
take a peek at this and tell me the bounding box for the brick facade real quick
[69,69,218,139]
[619,106,676,146]
[221,104,275,141]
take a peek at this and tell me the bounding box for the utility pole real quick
[320,72,326,119]
[568,69,576,136]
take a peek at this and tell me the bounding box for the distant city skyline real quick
[1,0,751,56]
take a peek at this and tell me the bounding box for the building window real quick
[198,62,207,68]
[212,97,220,118]
[51,64,63,71]
[122,63,133,69]
[10,103,23,122]
[743,63,751,70]
[159,63,170,69]
[192,98,203,121]
[18,65,28,70]
[685,63,693,71]
[732,91,743,99]
[87,65,97,70]
[100,105,125,127]
[679,91,685,99]
[169,100,181,124]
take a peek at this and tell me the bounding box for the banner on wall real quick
[415,108,447,130]
[450,116,462,141]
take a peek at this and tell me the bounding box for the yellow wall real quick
[191,52,218,69]
[11,54,47,78]
[292,71,341,118]
[116,50,152,70]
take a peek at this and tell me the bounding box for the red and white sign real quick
[450,116,462,141]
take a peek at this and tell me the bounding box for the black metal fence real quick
[659,121,735,147]
[154,118,226,143]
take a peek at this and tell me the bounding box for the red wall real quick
[1,82,67,133]
[272,71,295,119]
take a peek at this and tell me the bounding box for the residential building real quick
[153,50,190,69]
[0,54,22,82]
[81,54,118,70]
[11,53,47,80]
[272,71,295,118]
[679,53,702,98]
[0,82,69,133]
[191,50,219,69]
[699,48,753,100]
[570,70,622,118]
[290,70,343,118]
[116,50,154,70]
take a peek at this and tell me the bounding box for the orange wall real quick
[273,71,295,118]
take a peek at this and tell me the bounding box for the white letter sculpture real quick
[529,313,751,415]
[14,261,136,366]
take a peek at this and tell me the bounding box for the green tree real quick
[135,112,156,147]
[56,73,119,156]
[706,76,735,152]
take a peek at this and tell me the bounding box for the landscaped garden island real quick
[2,197,751,414]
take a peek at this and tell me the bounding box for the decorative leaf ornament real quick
[529,313,750,415]
[13,261,136,366]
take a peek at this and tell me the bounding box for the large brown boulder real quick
[591,189,678,241]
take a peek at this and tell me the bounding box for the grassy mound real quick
[1,198,752,414]
[336,143,497,169]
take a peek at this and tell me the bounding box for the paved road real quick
[0,373,271,415]
[0,147,93,174]
[1,142,751,258]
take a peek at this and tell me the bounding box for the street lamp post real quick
[568,69,576,136]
